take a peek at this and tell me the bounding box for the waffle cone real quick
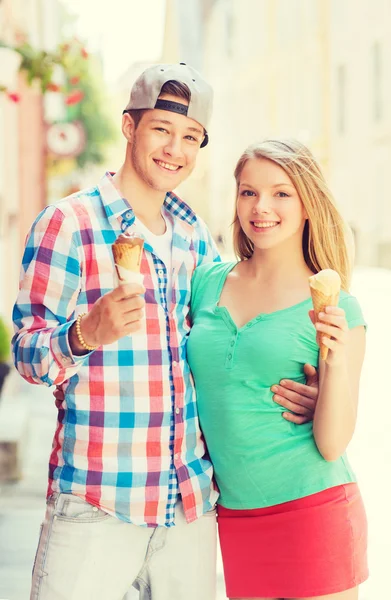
[310,289,340,360]
[112,238,143,273]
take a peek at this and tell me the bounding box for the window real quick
[372,41,383,122]
[224,0,234,57]
[337,64,346,134]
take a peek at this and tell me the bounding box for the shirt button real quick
[256,316,262,321]
[175,407,180,414]
[228,354,232,360]
[230,340,235,347]
[158,269,164,276]
[172,361,178,367]
[124,211,132,220]
[92,506,99,512]
[174,454,179,460]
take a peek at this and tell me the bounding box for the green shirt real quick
[187,262,366,509]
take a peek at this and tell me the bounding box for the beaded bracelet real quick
[75,313,97,351]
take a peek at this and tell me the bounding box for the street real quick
[0,266,389,600]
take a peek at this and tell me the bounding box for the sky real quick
[64,0,167,84]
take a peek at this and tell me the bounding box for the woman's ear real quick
[122,113,135,144]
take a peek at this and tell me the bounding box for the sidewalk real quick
[0,376,56,600]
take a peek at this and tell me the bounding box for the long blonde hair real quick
[232,139,352,291]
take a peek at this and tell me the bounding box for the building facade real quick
[163,0,391,266]
[329,0,391,267]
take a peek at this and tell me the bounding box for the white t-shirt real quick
[134,209,173,303]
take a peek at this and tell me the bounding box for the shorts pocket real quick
[204,505,217,517]
[54,494,111,523]
[32,523,43,575]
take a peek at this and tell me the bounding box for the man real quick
[12,63,318,600]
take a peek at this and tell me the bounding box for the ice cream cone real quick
[309,269,341,361]
[112,233,144,286]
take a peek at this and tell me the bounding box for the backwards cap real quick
[123,63,213,148]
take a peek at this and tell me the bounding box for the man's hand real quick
[69,283,145,355]
[271,363,319,424]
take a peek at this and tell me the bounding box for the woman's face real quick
[236,157,307,253]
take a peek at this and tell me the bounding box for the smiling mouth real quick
[154,159,182,172]
[251,221,280,230]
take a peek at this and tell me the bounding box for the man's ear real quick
[122,113,136,143]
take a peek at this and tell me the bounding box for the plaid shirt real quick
[12,173,220,527]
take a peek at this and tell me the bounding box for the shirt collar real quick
[98,172,198,227]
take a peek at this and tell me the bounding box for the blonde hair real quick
[233,139,352,291]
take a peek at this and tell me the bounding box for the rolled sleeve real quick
[51,319,95,370]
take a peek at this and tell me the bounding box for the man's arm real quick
[271,363,319,424]
[195,216,222,265]
[12,205,87,387]
[12,205,147,388]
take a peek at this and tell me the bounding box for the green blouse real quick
[187,262,366,509]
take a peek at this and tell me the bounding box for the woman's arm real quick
[312,306,366,461]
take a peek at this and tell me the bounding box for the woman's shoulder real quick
[339,290,361,306]
[191,261,236,309]
[194,260,235,281]
[339,290,366,329]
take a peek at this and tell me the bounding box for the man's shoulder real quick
[34,186,102,234]
[54,185,101,216]
[165,191,209,234]
[29,185,102,240]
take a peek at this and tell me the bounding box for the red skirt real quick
[218,484,368,598]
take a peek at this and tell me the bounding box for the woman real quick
[187,139,368,600]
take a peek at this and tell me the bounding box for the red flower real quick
[15,31,28,44]
[46,82,61,92]
[7,92,21,103]
[81,48,88,59]
[70,76,80,85]
[65,90,84,106]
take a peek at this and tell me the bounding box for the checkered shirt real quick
[12,172,220,527]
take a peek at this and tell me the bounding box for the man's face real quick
[127,94,205,192]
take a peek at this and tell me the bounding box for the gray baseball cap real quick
[123,63,213,148]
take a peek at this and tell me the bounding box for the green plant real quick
[64,56,118,168]
[0,316,11,364]
[0,38,87,94]
[0,37,118,168]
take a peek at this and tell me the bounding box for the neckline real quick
[135,209,172,241]
[214,261,313,332]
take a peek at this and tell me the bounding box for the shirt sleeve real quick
[194,216,221,266]
[190,262,220,322]
[339,294,367,329]
[12,205,93,387]
[190,266,204,320]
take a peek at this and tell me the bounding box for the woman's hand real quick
[310,306,349,367]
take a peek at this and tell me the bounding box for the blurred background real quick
[0,1,390,599]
